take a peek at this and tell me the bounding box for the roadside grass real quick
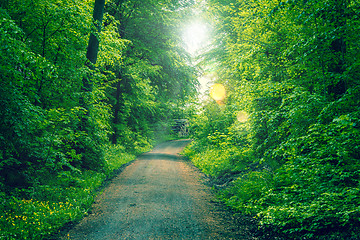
[0,144,135,240]
[182,141,252,179]
[183,141,360,240]
[150,120,190,148]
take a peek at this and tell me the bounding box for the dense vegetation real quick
[0,0,197,238]
[2,0,360,239]
[184,0,360,239]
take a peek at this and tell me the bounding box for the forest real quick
[0,0,197,238]
[183,0,360,239]
[0,0,359,239]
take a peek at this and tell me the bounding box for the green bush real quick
[186,83,360,239]
[256,105,360,238]
[0,144,135,240]
[219,171,273,214]
[183,141,252,178]
[103,144,135,175]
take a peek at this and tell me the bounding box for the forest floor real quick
[59,140,273,240]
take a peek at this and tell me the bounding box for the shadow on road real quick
[138,152,183,161]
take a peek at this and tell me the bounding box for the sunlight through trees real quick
[1,0,360,239]
[184,0,360,239]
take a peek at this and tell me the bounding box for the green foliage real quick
[186,0,360,238]
[0,144,134,240]
[0,1,109,182]
[103,0,198,148]
[0,196,85,239]
[255,90,360,238]
[183,100,254,178]
[184,144,252,178]
[219,171,272,214]
[103,144,135,175]
[1,0,199,238]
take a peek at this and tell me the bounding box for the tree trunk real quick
[112,80,122,144]
[86,0,106,65]
[83,0,105,92]
[327,0,347,98]
[80,0,106,130]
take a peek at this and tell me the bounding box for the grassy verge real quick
[182,140,360,240]
[0,144,135,240]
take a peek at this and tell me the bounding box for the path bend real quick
[62,139,258,240]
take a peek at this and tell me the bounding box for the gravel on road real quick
[61,140,260,240]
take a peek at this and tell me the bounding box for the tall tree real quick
[187,0,360,238]
[86,0,105,65]
[104,0,198,146]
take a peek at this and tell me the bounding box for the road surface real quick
[62,140,260,240]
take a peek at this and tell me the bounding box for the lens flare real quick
[237,111,248,123]
[210,84,226,102]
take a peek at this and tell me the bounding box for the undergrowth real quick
[0,144,135,240]
[183,88,360,239]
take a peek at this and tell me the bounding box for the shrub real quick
[0,144,135,240]
[219,171,273,214]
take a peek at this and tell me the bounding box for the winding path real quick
[62,140,258,239]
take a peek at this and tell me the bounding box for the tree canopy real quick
[0,0,198,238]
[184,0,360,239]
[0,0,198,183]
[1,0,360,239]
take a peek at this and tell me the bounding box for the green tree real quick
[86,0,105,65]
[185,0,360,238]
[0,0,118,188]
[104,0,198,147]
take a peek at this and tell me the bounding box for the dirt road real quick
[62,140,259,240]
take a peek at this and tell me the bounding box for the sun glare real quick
[183,21,208,54]
[210,83,226,105]
[237,111,249,123]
